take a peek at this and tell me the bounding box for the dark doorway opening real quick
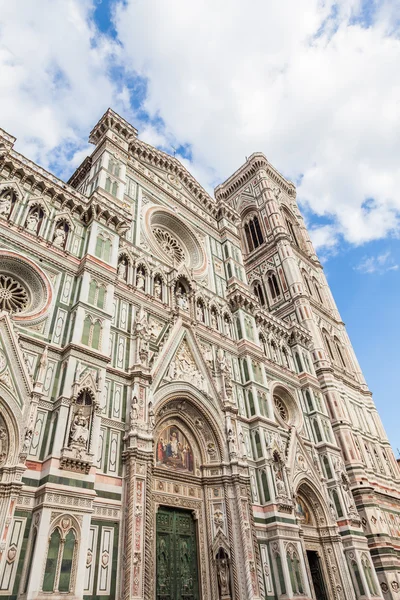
[307,550,328,600]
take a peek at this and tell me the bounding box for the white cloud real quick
[0,0,122,176]
[355,251,399,274]
[114,0,400,249]
[1,0,400,254]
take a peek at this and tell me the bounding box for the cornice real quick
[214,152,296,201]
[89,107,138,145]
[128,137,218,211]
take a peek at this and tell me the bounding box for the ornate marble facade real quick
[0,109,398,600]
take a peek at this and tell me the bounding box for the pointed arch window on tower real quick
[253,282,266,306]
[244,215,264,252]
[286,219,299,246]
[267,272,280,300]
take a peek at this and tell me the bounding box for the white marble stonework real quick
[0,111,397,600]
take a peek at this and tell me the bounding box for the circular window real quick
[0,275,29,313]
[144,206,207,274]
[274,396,288,422]
[272,386,302,428]
[0,251,52,321]
[152,227,186,265]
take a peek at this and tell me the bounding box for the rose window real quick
[152,227,186,264]
[274,396,288,422]
[0,274,29,313]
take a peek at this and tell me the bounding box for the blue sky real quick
[0,0,399,452]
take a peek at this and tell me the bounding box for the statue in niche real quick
[227,428,237,457]
[26,211,39,233]
[130,395,139,426]
[22,428,33,454]
[0,418,8,466]
[211,310,218,330]
[196,301,205,322]
[0,191,12,217]
[69,408,89,448]
[223,316,231,337]
[53,223,67,248]
[217,349,232,398]
[117,259,127,280]
[136,269,145,290]
[134,308,150,365]
[154,278,162,300]
[175,283,188,310]
[216,550,231,598]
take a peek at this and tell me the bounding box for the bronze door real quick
[156,507,200,600]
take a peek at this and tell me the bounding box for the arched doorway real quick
[150,395,228,600]
[295,482,339,600]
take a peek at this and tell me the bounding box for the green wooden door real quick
[156,507,200,600]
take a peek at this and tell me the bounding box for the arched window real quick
[88,280,106,309]
[23,528,38,592]
[313,278,324,304]
[361,554,378,596]
[253,282,266,306]
[286,219,299,247]
[331,489,343,518]
[267,272,280,300]
[42,525,77,593]
[95,232,112,262]
[81,316,91,346]
[323,456,333,479]
[43,528,62,592]
[261,470,270,502]
[248,391,255,416]
[323,333,335,362]
[351,560,365,597]
[81,316,102,350]
[254,431,262,458]
[303,271,313,296]
[275,553,286,595]
[334,339,347,368]
[92,321,101,350]
[295,352,303,373]
[305,390,313,411]
[313,419,322,443]
[286,546,304,595]
[244,214,264,252]
[59,529,76,592]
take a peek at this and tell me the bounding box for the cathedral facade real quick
[0,108,399,600]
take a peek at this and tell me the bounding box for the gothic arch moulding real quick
[0,393,23,467]
[295,478,335,528]
[153,391,227,466]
